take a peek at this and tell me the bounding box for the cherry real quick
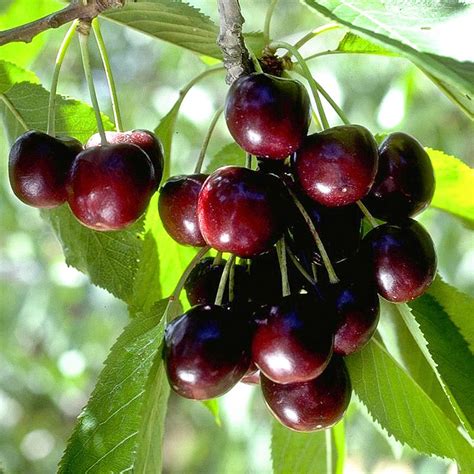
[261,357,352,432]
[67,143,155,231]
[225,73,310,159]
[86,130,164,187]
[362,219,437,302]
[8,130,82,208]
[363,132,435,222]
[164,304,250,400]
[184,257,250,305]
[251,294,334,384]
[294,125,379,207]
[197,166,284,257]
[158,174,207,246]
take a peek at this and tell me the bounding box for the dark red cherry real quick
[261,357,352,432]
[294,125,378,207]
[225,73,310,159]
[363,132,435,222]
[68,143,155,231]
[184,257,250,305]
[251,294,333,384]
[158,174,207,246]
[8,130,81,208]
[362,219,437,302]
[86,130,164,187]
[164,304,250,400]
[197,166,284,257]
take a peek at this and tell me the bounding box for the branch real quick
[217,0,252,85]
[0,0,125,47]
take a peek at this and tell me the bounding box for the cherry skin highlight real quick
[67,143,155,231]
[294,125,379,207]
[362,218,437,302]
[261,357,352,432]
[225,73,311,159]
[164,304,250,400]
[86,130,164,188]
[251,294,334,384]
[197,166,284,257]
[158,174,208,246]
[364,132,435,222]
[9,130,81,208]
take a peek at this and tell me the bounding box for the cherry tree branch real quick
[0,0,125,47]
[217,0,252,84]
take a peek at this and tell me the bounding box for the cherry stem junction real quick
[194,105,224,174]
[356,200,378,228]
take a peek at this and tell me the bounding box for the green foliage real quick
[205,142,246,173]
[0,60,39,93]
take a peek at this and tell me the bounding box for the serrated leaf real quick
[303,1,474,117]
[346,339,474,472]
[0,60,39,93]
[104,0,221,58]
[59,299,173,473]
[427,148,474,227]
[205,142,246,173]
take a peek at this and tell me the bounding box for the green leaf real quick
[337,32,395,56]
[427,148,474,227]
[0,60,39,93]
[205,142,246,173]
[104,0,221,59]
[59,299,172,473]
[303,1,474,117]
[346,339,474,472]
[202,399,221,426]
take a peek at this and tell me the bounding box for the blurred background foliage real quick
[0,0,473,473]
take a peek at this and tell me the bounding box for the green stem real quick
[47,20,77,137]
[285,243,315,286]
[78,30,107,145]
[194,105,224,174]
[356,200,378,228]
[287,187,339,284]
[263,0,279,44]
[92,18,123,132]
[276,238,290,297]
[249,50,264,73]
[291,24,341,52]
[0,94,28,131]
[228,258,236,302]
[215,255,236,306]
[326,429,333,474]
[213,251,223,266]
[269,41,329,129]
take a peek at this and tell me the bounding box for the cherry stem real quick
[287,187,339,284]
[92,18,124,132]
[311,263,318,282]
[47,20,77,137]
[228,258,236,302]
[215,255,236,306]
[194,105,224,174]
[78,27,107,145]
[269,41,329,130]
[249,49,264,73]
[285,243,316,286]
[356,200,378,228]
[326,429,333,474]
[263,0,279,44]
[289,23,341,55]
[213,251,223,265]
[276,238,291,297]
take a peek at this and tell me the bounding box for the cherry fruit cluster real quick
[9,129,164,231]
[160,72,437,432]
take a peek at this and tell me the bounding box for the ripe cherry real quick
[158,174,207,246]
[8,130,82,208]
[362,219,437,302]
[251,294,334,384]
[86,130,164,187]
[197,166,284,257]
[294,125,379,207]
[164,304,250,400]
[363,132,435,222]
[68,143,155,231]
[225,73,310,159]
[261,357,352,432]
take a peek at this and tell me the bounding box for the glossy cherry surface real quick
[251,294,334,384]
[8,130,81,208]
[225,73,310,159]
[68,143,155,231]
[294,125,379,207]
[164,304,250,400]
[197,166,284,257]
[86,130,164,187]
[363,219,437,302]
[158,174,207,246]
[261,357,352,432]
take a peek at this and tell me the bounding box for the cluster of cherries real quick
[160,72,437,432]
[8,128,164,230]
